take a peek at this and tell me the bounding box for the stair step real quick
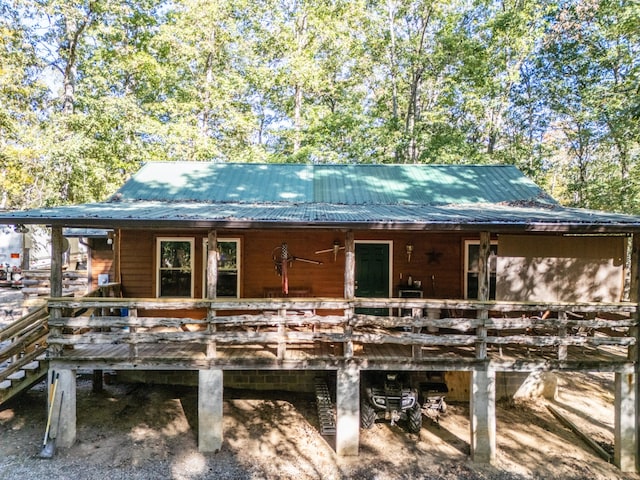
[23,361,41,371]
[7,370,26,381]
[0,380,11,390]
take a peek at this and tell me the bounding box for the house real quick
[0,162,639,471]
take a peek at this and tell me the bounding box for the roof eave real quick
[4,215,639,234]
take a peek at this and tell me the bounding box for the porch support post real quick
[53,368,76,448]
[336,362,360,456]
[615,370,637,472]
[343,230,355,358]
[113,228,121,287]
[206,230,218,299]
[476,231,491,359]
[619,233,640,472]
[51,226,64,298]
[470,366,496,464]
[198,368,223,452]
[206,230,217,359]
[49,227,64,361]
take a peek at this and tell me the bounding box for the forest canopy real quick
[0,0,638,213]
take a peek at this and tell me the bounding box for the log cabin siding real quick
[117,228,476,301]
[119,230,155,298]
[90,250,114,291]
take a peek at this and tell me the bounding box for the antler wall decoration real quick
[272,243,323,294]
[314,240,345,261]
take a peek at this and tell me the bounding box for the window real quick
[464,240,498,300]
[203,238,240,298]
[157,238,194,297]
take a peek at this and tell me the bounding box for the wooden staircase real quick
[0,306,49,405]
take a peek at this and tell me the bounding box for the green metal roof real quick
[1,162,640,233]
[113,162,555,206]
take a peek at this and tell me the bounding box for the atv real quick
[360,371,422,433]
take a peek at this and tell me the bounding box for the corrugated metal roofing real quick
[2,162,640,232]
[113,162,555,206]
[3,200,640,233]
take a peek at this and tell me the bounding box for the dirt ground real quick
[1,289,640,480]
[1,371,639,479]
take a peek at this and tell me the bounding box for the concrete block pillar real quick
[615,372,637,472]
[336,363,360,456]
[470,368,496,464]
[51,368,76,448]
[199,369,223,452]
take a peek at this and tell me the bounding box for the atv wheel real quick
[360,401,377,429]
[407,405,422,433]
[439,400,447,414]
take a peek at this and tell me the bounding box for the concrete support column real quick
[51,368,76,448]
[615,371,637,472]
[470,367,496,464]
[199,369,223,453]
[336,363,360,456]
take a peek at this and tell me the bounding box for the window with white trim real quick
[203,238,240,298]
[157,238,194,297]
[464,240,498,299]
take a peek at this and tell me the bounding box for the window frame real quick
[156,237,195,298]
[463,239,498,300]
[202,237,241,298]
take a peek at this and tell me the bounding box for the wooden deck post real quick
[476,231,490,360]
[471,234,495,462]
[54,368,76,448]
[206,230,218,359]
[113,228,121,284]
[49,226,64,356]
[198,369,223,452]
[616,233,640,472]
[336,362,360,456]
[343,231,355,358]
[470,367,496,464]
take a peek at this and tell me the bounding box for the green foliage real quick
[0,0,637,213]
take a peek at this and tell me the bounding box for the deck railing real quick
[45,295,638,369]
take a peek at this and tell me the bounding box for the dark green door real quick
[355,243,390,315]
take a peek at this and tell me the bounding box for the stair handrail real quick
[0,345,48,383]
[0,306,48,342]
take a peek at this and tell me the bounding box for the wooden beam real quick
[51,227,64,298]
[113,229,121,285]
[547,404,612,463]
[344,231,355,299]
[343,231,355,358]
[207,230,218,299]
[476,232,491,359]
[206,230,218,359]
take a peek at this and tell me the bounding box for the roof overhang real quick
[2,201,640,234]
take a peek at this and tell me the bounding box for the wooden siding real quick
[90,249,114,291]
[117,229,473,301]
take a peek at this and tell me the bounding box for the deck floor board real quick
[51,339,629,371]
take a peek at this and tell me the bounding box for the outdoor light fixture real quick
[406,242,414,262]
